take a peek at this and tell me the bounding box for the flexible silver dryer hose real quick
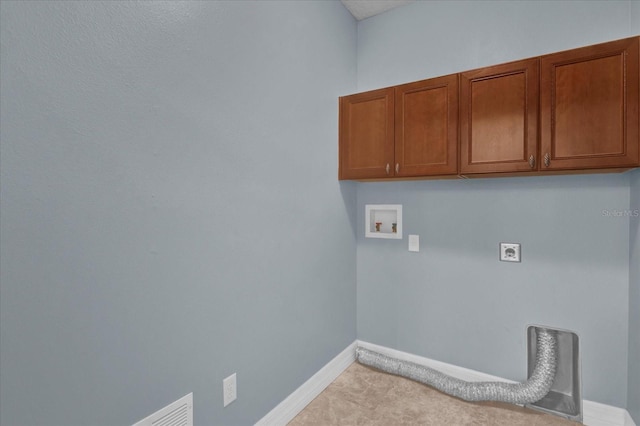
[356,328,558,405]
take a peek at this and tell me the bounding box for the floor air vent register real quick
[132,392,193,426]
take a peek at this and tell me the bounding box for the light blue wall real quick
[357,0,635,91]
[630,14,640,426]
[357,175,630,406]
[1,0,637,423]
[632,0,640,35]
[629,169,640,423]
[355,0,637,408]
[0,1,357,425]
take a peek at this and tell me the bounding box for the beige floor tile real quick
[288,363,578,426]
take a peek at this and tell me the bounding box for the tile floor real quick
[288,362,579,425]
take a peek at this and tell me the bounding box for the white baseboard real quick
[357,340,512,383]
[255,340,635,426]
[581,400,637,426]
[254,341,357,426]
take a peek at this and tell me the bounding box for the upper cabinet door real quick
[395,74,458,177]
[460,59,539,174]
[540,37,639,170]
[339,88,395,180]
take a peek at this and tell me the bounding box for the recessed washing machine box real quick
[526,325,582,423]
[365,204,402,239]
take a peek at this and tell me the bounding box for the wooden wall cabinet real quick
[460,59,539,174]
[395,74,458,177]
[338,36,639,180]
[339,88,394,180]
[540,36,639,170]
[339,75,458,180]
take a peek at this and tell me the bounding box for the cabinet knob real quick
[395,163,400,174]
[385,163,390,175]
[529,155,535,169]
[544,153,550,167]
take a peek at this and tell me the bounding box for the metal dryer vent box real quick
[526,325,582,423]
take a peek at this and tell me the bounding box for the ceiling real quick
[340,0,415,21]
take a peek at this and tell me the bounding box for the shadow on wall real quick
[340,180,358,238]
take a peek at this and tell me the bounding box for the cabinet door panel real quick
[460,59,539,174]
[395,74,458,176]
[339,88,394,179]
[541,36,639,169]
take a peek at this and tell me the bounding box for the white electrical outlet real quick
[223,373,237,407]
[408,234,419,252]
[500,243,521,262]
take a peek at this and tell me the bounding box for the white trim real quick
[357,340,635,426]
[255,340,635,426]
[624,410,638,426]
[357,340,513,383]
[254,342,357,426]
[581,400,637,426]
